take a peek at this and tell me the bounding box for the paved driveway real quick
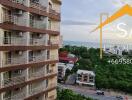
[65,74,76,85]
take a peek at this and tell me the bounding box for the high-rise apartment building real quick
[0,0,61,99]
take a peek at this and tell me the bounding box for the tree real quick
[60,45,132,93]
[57,89,93,100]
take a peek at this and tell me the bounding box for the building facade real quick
[0,0,61,100]
[59,35,63,48]
[58,63,67,81]
[76,70,95,86]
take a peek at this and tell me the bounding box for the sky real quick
[61,0,132,43]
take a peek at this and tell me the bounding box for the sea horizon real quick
[63,40,132,50]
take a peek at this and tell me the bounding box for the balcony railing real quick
[3,14,27,26]
[29,85,45,96]
[49,55,58,61]
[49,8,60,16]
[29,70,45,79]
[48,40,59,45]
[28,55,57,63]
[30,0,47,12]
[3,91,26,100]
[3,57,26,67]
[29,55,46,62]
[8,0,26,5]
[3,37,25,45]
[30,20,47,29]
[2,75,26,87]
[30,38,46,45]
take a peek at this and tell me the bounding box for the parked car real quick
[96,90,104,95]
[116,96,124,100]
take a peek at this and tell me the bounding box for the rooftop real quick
[77,69,95,76]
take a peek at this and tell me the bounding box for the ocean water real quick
[63,41,100,48]
[63,41,132,50]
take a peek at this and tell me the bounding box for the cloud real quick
[119,0,132,6]
[61,20,96,26]
[112,0,132,8]
[61,0,132,43]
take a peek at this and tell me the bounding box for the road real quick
[58,84,131,100]
[65,74,76,85]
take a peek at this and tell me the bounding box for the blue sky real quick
[61,0,132,43]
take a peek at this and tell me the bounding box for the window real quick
[12,70,22,75]
[4,31,11,44]
[47,50,50,59]
[49,2,52,9]
[29,51,34,61]
[46,79,48,88]
[83,75,88,82]
[5,52,12,64]
[48,20,51,29]
[46,65,49,74]
[89,76,94,82]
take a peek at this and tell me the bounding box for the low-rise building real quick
[104,46,123,55]
[76,70,95,86]
[58,63,73,81]
[59,51,78,64]
[58,63,68,80]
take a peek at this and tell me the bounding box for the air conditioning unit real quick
[18,32,23,37]
[38,15,44,20]
[15,51,23,55]
[38,34,43,38]
[18,51,23,55]
[37,50,42,53]
[33,40,38,44]
[32,0,39,3]
[13,70,22,74]
[15,10,23,15]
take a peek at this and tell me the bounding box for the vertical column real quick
[87,74,89,83]
[81,74,84,86]
[25,0,30,7]
[0,52,4,100]
[0,28,4,100]
[24,32,30,97]
[24,9,30,97]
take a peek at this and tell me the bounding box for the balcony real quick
[3,37,25,46]
[29,85,45,96]
[30,38,46,45]
[29,55,58,63]
[30,0,47,12]
[3,14,27,26]
[29,55,46,63]
[29,70,45,80]
[3,54,26,67]
[48,40,59,45]
[51,0,62,4]
[3,91,26,100]
[2,75,26,87]
[49,8,60,16]
[7,0,26,5]
[30,19,47,29]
